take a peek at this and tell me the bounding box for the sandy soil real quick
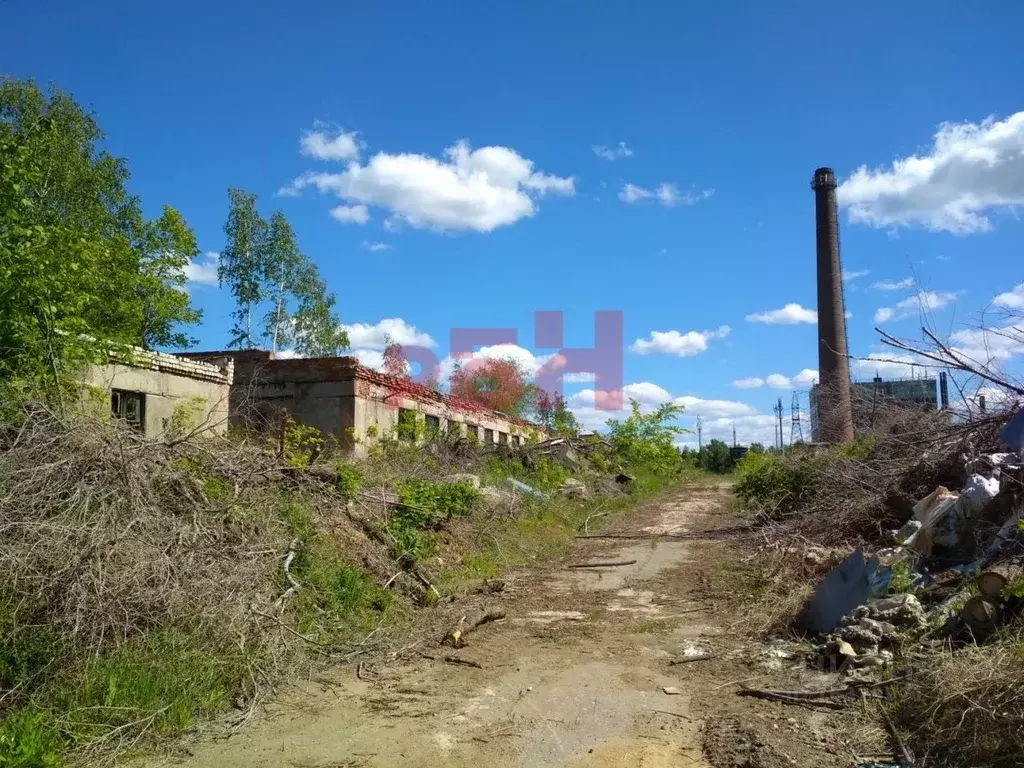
[151,481,884,768]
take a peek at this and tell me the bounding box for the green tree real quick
[262,211,304,353]
[605,400,687,475]
[534,389,581,436]
[749,442,766,454]
[0,78,201,396]
[291,261,349,357]
[699,439,734,474]
[219,188,267,349]
[135,205,202,349]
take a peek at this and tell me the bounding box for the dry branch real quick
[566,559,637,569]
[442,609,506,648]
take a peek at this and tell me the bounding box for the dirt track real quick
[158,481,872,768]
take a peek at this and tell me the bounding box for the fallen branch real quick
[443,609,506,648]
[567,559,637,569]
[669,653,712,665]
[273,538,301,608]
[417,653,485,669]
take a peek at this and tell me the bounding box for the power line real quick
[790,392,804,444]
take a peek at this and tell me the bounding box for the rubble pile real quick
[800,409,1024,673]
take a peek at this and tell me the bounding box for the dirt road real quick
[160,481,833,768]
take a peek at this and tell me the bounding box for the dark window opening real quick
[484,428,494,444]
[465,424,478,441]
[498,432,508,445]
[397,409,418,441]
[424,414,440,436]
[111,390,145,433]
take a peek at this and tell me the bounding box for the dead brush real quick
[894,628,1024,768]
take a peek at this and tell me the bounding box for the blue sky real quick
[6,1,1023,445]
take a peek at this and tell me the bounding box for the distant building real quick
[809,376,939,441]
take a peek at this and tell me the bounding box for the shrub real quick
[334,462,362,501]
[0,710,62,768]
[733,449,826,518]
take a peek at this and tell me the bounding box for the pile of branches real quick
[0,405,317,697]
[771,406,1010,547]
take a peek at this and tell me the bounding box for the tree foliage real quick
[0,78,201,394]
[605,400,688,476]
[450,358,534,416]
[699,438,734,474]
[534,389,581,436]
[218,189,347,356]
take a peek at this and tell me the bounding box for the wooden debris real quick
[567,559,637,569]
[662,686,683,695]
[443,656,484,669]
[668,653,712,665]
[976,570,1009,598]
[962,594,1001,637]
[443,609,506,648]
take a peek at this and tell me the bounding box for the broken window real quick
[465,424,478,441]
[498,432,508,445]
[424,414,440,436]
[484,428,494,444]
[111,390,145,433]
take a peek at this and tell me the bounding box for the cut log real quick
[976,570,1009,598]
[443,609,506,648]
[962,595,1001,638]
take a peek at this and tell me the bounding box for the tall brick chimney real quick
[811,167,854,444]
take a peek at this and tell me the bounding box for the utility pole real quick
[696,416,703,452]
[732,425,737,448]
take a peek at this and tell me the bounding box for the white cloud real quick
[566,380,760,435]
[350,348,385,370]
[842,269,871,282]
[361,240,391,252]
[702,413,792,448]
[619,182,713,207]
[874,291,958,324]
[732,377,765,389]
[183,251,219,286]
[950,325,1024,363]
[563,372,595,383]
[339,318,436,350]
[745,303,817,325]
[281,140,575,233]
[993,282,1024,310]
[300,125,361,161]
[592,141,633,161]
[872,277,915,291]
[838,111,1024,233]
[629,325,730,357]
[764,368,819,390]
[330,204,370,225]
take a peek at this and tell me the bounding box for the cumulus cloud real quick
[183,251,219,286]
[339,318,436,350]
[763,369,819,389]
[437,344,557,384]
[300,125,362,161]
[732,377,765,389]
[330,204,370,225]
[842,269,871,282]
[872,277,915,291]
[993,282,1024,310]
[566,382,756,432]
[281,139,575,233]
[838,111,1024,233]
[874,291,958,324]
[592,141,633,161]
[629,325,730,356]
[851,353,930,379]
[950,325,1024,363]
[361,240,391,252]
[619,182,713,207]
[745,303,817,325]
[701,413,792,448]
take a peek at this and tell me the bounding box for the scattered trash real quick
[503,477,545,498]
[997,408,1024,450]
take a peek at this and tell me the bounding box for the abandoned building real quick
[186,350,549,456]
[82,346,233,436]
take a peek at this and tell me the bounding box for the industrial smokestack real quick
[811,168,854,444]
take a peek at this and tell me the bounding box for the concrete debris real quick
[558,477,590,500]
[528,437,581,471]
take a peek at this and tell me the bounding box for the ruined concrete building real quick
[83,346,233,435]
[187,350,549,456]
